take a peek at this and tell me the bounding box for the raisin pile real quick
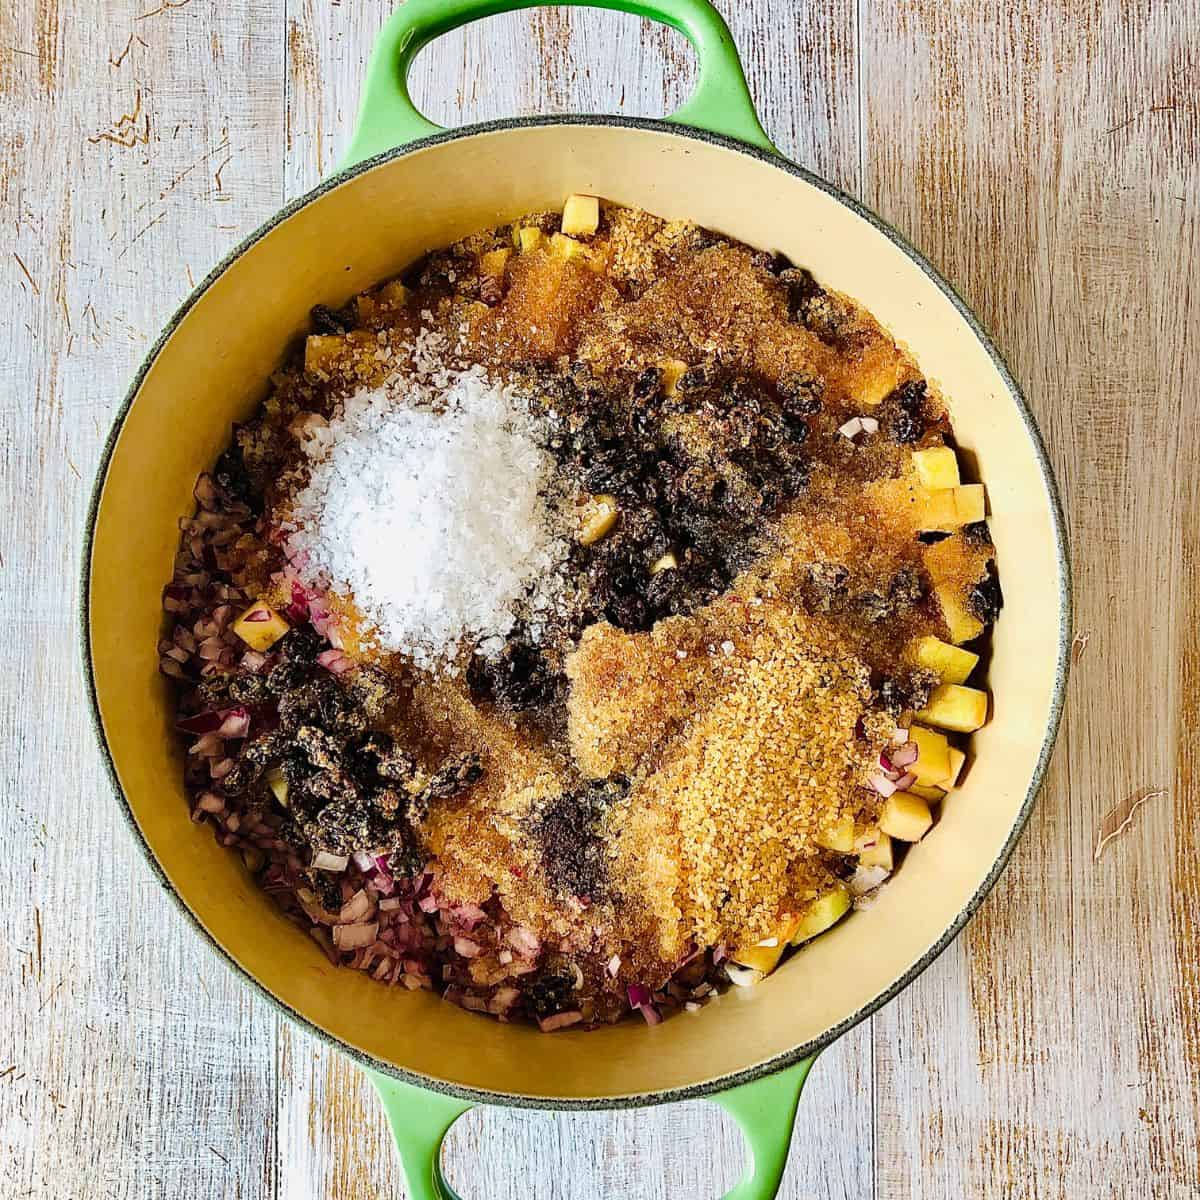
[530,775,629,904]
[220,628,483,878]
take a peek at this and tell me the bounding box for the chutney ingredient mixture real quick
[160,196,998,1030]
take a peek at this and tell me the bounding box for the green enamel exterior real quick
[349,3,796,1194]
[369,1055,817,1199]
[342,0,777,167]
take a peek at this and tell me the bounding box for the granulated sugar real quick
[283,334,568,667]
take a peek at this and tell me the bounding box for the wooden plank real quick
[863,2,1200,1195]
[276,3,868,1198]
[0,1,284,1198]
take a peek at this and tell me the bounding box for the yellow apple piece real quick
[913,446,960,490]
[910,635,979,684]
[550,232,588,260]
[879,793,933,842]
[732,915,801,974]
[790,884,852,944]
[815,814,855,853]
[918,684,989,732]
[231,602,290,651]
[934,581,986,644]
[952,483,986,524]
[941,747,967,789]
[517,226,545,253]
[857,831,894,871]
[906,783,946,803]
[908,725,950,787]
[561,193,600,236]
[659,358,689,397]
[578,494,619,545]
[265,768,289,808]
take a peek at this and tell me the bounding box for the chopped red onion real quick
[838,417,864,439]
[507,926,540,957]
[537,1011,583,1033]
[637,1003,663,1026]
[352,850,376,872]
[890,742,919,769]
[332,922,379,950]
[216,707,251,739]
[241,608,271,623]
[312,850,349,872]
[453,936,481,958]
[417,893,440,914]
[627,983,652,1009]
[606,954,621,977]
[859,416,880,434]
[849,865,890,895]
[868,771,898,797]
[893,771,917,791]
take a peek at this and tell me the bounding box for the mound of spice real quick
[281,336,569,668]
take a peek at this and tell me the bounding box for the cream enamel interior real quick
[87,123,1066,1104]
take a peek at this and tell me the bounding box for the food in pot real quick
[159,195,999,1029]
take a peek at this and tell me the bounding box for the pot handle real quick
[366,1053,816,1199]
[342,0,776,169]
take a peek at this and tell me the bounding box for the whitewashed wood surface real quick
[2,1,1198,1196]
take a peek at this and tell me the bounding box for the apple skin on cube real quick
[934,581,986,644]
[918,684,989,732]
[561,193,600,236]
[911,635,979,684]
[789,884,852,945]
[879,793,933,842]
[913,446,960,490]
[232,602,290,651]
[909,725,951,786]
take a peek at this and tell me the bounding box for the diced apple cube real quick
[879,793,933,842]
[906,783,946,803]
[479,248,511,280]
[732,914,801,974]
[909,725,951,787]
[857,831,894,871]
[790,884,852,944]
[578,494,619,545]
[910,635,979,685]
[815,814,855,853]
[378,280,410,306]
[917,684,989,732]
[659,358,688,397]
[941,747,967,789]
[550,232,588,260]
[934,581,985,644]
[953,484,986,524]
[561,193,600,236]
[231,602,290,651]
[913,446,960,490]
[265,768,289,808]
[517,226,545,253]
[304,334,343,375]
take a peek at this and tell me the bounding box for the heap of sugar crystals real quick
[282,332,568,668]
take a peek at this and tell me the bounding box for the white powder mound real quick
[283,337,567,668]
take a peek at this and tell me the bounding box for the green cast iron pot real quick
[81,1,1072,1195]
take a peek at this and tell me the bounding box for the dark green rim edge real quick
[78,113,1073,1113]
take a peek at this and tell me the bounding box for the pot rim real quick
[79,113,1072,1112]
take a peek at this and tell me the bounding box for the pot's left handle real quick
[341,0,775,170]
[367,1054,815,1199]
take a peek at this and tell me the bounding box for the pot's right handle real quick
[342,0,776,170]
[367,1053,817,1199]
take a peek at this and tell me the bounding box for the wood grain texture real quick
[1,0,1198,1197]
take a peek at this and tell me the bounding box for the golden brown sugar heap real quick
[577,600,885,967]
[162,194,999,1029]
